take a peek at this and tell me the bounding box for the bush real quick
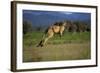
[23,20,33,34]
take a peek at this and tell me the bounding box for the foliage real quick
[74,21,90,32]
[23,20,33,34]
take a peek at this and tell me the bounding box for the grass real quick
[23,31,91,62]
[23,31,90,46]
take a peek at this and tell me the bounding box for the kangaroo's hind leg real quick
[37,31,54,47]
[43,31,54,46]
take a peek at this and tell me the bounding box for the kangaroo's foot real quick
[37,44,44,47]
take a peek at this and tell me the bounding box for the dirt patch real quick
[23,42,90,62]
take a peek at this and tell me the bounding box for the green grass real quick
[23,31,90,46]
[23,31,91,62]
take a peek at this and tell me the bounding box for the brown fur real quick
[37,21,66,47]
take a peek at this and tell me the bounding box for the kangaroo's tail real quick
[37,33,46,47]
[37,40,44,47]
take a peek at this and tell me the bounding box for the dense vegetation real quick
[23,20,90,34]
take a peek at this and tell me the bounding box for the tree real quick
[74,21,88,32]
[65,20,77,32]
[23,20,33,34]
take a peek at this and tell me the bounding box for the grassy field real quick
[23,31,91,62]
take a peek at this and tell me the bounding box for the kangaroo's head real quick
[62,20,73,30]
